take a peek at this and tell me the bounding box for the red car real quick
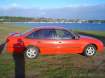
[6,27,104,59]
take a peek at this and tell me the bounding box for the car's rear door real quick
[24,29,59,54]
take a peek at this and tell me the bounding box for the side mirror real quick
[75,35,80,40]
[73,32,80,40]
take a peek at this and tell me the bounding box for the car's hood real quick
[79,35,101,42]
[80,35,96,39]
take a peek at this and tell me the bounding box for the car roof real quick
[32,26,65,30]
[22,26,72,36]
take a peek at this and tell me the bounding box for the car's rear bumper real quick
[6,45,25,54]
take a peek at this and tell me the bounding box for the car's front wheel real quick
[25,46,39,59]
[83,45,96,57]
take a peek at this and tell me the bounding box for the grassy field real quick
[0,23,105,78]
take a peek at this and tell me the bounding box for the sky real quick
[0,0,105,19]
[0,0,105,8]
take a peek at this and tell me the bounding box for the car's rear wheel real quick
[83,45,96,57]
[25,46,39,59]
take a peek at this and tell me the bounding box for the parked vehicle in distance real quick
[6,26,104,59]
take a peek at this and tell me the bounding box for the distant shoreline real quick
[0,16,105,23]
[1,22,104,24]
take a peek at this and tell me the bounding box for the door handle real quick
[58,41,62,43]
[37,41,41,43]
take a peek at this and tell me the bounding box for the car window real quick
[55,29,74,39]
[27,29,56,39]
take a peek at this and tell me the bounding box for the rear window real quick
[27,29,56,39]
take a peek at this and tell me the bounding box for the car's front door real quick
[55,29,82,54]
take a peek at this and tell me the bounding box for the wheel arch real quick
[24,45,40,59]
[25,45,40,53]
[90,43,98,50]
[83,43,97,51]
[82,43,97,56]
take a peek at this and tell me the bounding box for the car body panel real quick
[23,39,59,54]
[6,27,104,55]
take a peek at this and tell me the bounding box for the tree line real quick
[0,16,105,23]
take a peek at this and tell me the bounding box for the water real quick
[15,22,105,31]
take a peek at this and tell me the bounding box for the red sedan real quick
[6,27,104,59]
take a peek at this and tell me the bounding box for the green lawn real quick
[0,23,105,78]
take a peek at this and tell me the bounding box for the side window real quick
[55,29,74,39]
[27,29,55,39]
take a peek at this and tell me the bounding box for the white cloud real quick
[11,3,19,7]
[1,3,21,10]
[0,4,105,19]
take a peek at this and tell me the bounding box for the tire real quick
[83,45,96,57]
[25,46,39,59]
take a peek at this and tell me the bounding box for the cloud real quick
[11,3,19,7]
[0,4,105,19]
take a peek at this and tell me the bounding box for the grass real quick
[0,23,105,78]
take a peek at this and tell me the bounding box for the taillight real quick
[17,39,24,44]
[6,39,9,42]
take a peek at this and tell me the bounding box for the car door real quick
[55,29,82,54]
[25,29,59,54]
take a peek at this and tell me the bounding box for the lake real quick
[14,22,105,31]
